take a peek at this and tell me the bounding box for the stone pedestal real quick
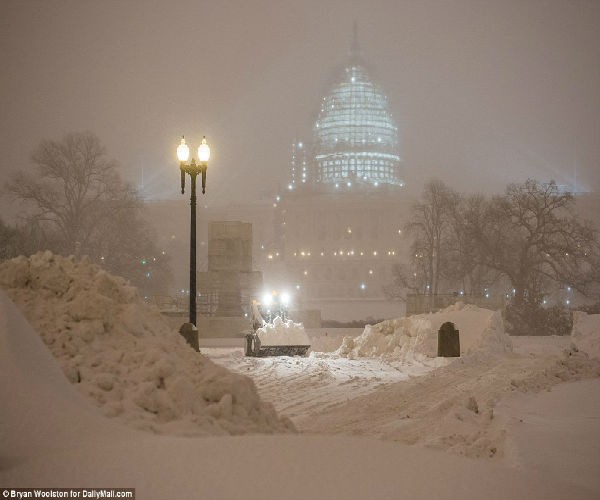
[179,322,199,352]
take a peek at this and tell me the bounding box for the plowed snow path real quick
[205,338,600,463]
[205,348,445,422]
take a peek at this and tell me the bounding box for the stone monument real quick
[197,221,263,338]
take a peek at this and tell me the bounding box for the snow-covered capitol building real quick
[266,39,411,319]
[291,52,403,189]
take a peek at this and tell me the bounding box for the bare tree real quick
[449,194,503,295]
[405,179,460,296]
[4,131,172,295]
[468,179,599,305]
[5,132,138,256]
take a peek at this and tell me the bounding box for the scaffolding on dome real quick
[288,35,403,191]
[313,62,402,187]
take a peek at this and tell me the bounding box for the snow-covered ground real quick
[1,252,600,499]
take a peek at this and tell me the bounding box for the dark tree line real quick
[1,132,171,297]
[389,179,600,334]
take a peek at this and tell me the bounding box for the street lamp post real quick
[177,135,211,351]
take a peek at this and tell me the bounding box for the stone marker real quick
[437,321,460,357]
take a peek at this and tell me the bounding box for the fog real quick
[1,0,599,219]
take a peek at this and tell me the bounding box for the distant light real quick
[262,293,273,306]
[288,184,293,190]
[360,283,366,290]
[296,284,300,290]
[281,293,291,306]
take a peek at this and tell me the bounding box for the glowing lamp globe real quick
[177,136,190,162]
[198,136,211,163]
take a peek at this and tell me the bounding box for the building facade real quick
[260,39,411,319]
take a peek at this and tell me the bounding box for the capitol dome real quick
[312,57,402,187]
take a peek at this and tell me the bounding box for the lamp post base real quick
[179,322,199,352]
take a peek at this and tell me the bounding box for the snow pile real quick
[0,252,294,435]
[337,303,512,360]
[571,311,600,360]
[256,316,311,346]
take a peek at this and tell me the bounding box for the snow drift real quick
[337,302,512,360]
[0,252,293,435]
[571,311,600,360]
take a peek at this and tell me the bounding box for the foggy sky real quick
[1,0,599,218]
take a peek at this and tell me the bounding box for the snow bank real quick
[0,252,293,436]
[571,311,600,360]
[337,303,512,360]
[256,316,311,346]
